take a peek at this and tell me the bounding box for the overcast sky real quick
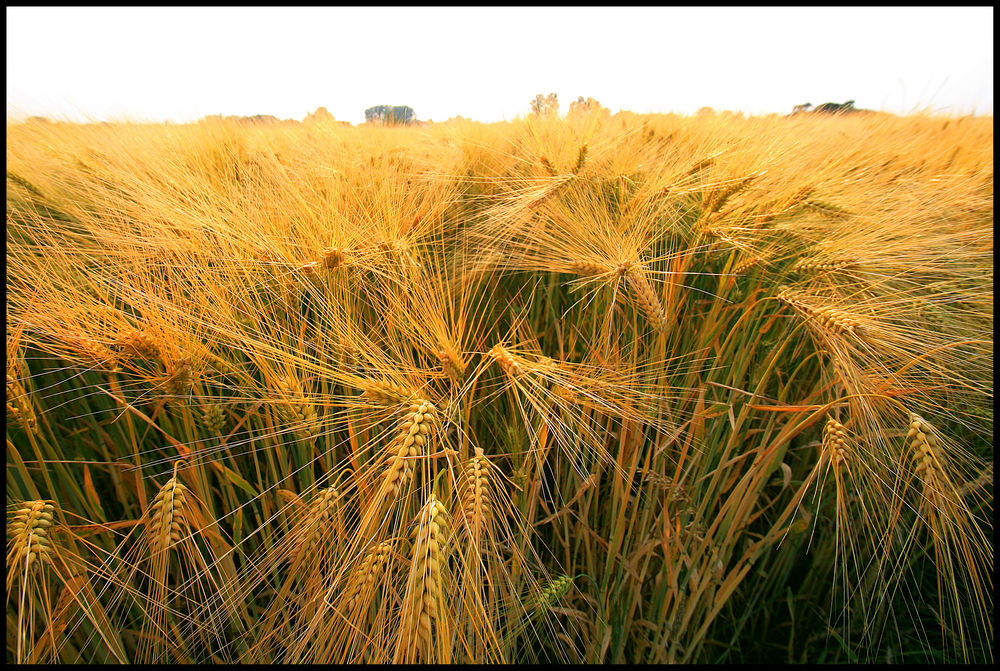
[6,7,994,124]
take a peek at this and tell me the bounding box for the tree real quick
[814,100,856,115]
[364,105,416,125]
[530,93,559,117]
[568,96,607,117]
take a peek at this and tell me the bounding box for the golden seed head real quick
[437,347,467,382]
[490,344,521,375]
[120,330,160,360]
[822,418,850,467]
[275,376,320,441]
[382,401,438,496]
[146,478,189,553]
[567,259,611,276]
[320,247,347,269]
[202,402,226,435]
[289,486,341,565]
[8,500,56,570]
[361,378,418,406]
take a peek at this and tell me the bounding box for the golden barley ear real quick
[287,485,343,571]
[395,495,451,663]
[8,500,56,575]
[823,418,850,468]
[460,447,494,549]
[341,539,393,614]
[359,377,420,407]
[623,264,669,334]
[907,412,949,507]
[572,144,589,175]
[146,474,191,555]
[273,375,321,442]
[382,400,439,498]
[7,500,57,663]
[776,287,865,339]
[6,373,37,433]
[201,400,227,436]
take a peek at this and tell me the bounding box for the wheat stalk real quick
[274,375,321,441]
[437,345,467,383]
[461,447,493,548]
[624,265,668,333]
[823,418,850,468]
[396,495,450,663]
[342,540,393,612]
[567,259,613,276]
[777,287,865,339]
[8,500,55,572]
[489,344,522,376]
[147,476,190,554]
[118,329,160,360]
[6,374,37,433]
[792,255,858,274]
[162,356,195,399]
[201,401,226,436]
[288,486,342,568]
[360,378,419,407]
[573,145,589,175]
[382,401,438,497]
[907,412,948,507]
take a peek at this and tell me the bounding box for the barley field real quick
[6,109,993,663]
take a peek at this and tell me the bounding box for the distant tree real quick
[530,93,559,117]
[792,102,813,114]
[567,96,609,120]
[814,100,857,115]
[365,105,387,124]
[364,104,416,125]
[568,96,596,114]
[389,105,416,125]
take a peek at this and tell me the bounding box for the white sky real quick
[6,7,994,124]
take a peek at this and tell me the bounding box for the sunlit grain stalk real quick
[7,500,56,663]
[274,375,321,442]
[823,418,850,469]
[437,345,467,382]
[907,412,948,508]
[461,447,493,550]
[147,475,190,555]
[623,264,668,333]
[6,374,37,433]
[341,540,393,613]
[776,287,866,339]
[802,198,852,219]
[162,356,195,400]
[360,378,420,407]
[288,486,343,570]
[201,400,226,436]
[791,255,859,274]
[118,329,160,360]
[382,400,439,497]
[573,145,589,175]
[395,495,450,663]
[732,253,764,275]
[567,259,613,277]
[527,173,575,209]
[8,500,55,574]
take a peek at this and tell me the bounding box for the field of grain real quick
[6,109,993,663]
